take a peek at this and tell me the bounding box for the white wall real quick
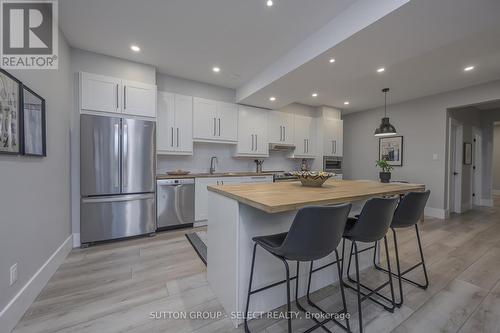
[342,80,500,216]
[70,48,157,246]
[0,32,72,332]
[493,124,500,192]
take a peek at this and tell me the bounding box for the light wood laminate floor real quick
[13,196,500,333]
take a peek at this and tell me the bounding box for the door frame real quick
[472,126,482,206]
[448,118,463,214]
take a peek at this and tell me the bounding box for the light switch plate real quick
[10,263,18,286]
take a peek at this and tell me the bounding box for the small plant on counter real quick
[375,159,393,183]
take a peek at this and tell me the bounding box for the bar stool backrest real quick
[392,190,431,228]
[279,203,352,261]
[349,197,399,243]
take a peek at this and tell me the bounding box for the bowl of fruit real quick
[290,171,336,187]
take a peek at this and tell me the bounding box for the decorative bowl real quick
[290,171,335,187]
[166,170,191,176]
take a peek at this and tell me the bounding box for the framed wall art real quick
[379,136,403,166]
[0,68,22,155]
[22,86,46,157]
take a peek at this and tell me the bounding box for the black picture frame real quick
[0,68,23,155]
[379,136,404,167]
[463,142,472,165]
[21,85,46,157]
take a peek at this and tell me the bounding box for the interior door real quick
[122,118,155,194]
[80,114,121,196]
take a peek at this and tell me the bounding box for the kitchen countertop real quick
[207,179,425,213]
[156,171,276,180]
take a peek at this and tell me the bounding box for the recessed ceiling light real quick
[269,96,276,102]
[329,58,336,64]
[212,66,221,73]
[377,67,385,73]
[266,0,273,7]
[130,45,140,52]
[312,93,318,98]
[464,65,475,71]
[344,101,350,105]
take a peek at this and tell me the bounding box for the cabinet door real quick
[122,80,157,117]
[80,72,121,113]
[157,92,175,152]
[293,115,316,157]
[254,108,269,155]
[217,102,238,142]
[333,119,343,156]
[236,106,256,154]
[193,97,218,140]
[323,118,343,156]
[268,111,294,144]
[195,177,220,221]
[174,94,193,153]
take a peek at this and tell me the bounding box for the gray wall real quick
[70,48,157,245]
[0,32,72,317]
[157,73,235,103]
[342,80,500,213]
[494,124,500,191]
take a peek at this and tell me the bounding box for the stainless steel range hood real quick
[269,143,296,151]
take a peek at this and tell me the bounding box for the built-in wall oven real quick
[323,156,343,173]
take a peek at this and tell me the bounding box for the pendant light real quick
[374,88,397,137]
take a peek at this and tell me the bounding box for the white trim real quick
[72,233,81,248]
[424,206,447,219]
[0,235,72,333]
[480,199,494,207]
[492,190,500,195]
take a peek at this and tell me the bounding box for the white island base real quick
[207,191,375,328]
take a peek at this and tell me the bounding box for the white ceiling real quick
[60,0,356,88]
[238,0,500,112]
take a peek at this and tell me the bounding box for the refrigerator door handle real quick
[122,123,128,188]
[114,123,120,187]
[82,193,154,204]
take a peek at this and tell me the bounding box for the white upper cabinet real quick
[80,72,156,118]
[268,111,294,144]
[157,92,193,155]
[80,72,121,114]
[323,118,343,156]
[236,106,269,157]
[290,114,316,158]
[122,80,157,118]
[193,97,238,143]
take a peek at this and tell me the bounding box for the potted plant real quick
[376,159,393,183]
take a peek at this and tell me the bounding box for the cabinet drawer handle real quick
[218,118,221,136]
[171,127,174,147]
[116,84,119,109]
[123,86,126,109]
[251,134,254,151]
[213,118,217,136]
[283,126,286,141]
[255,134,258,151]
[177,128,179,147]
[280,126,282,141]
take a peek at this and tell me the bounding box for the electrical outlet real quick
[10,263,18,286]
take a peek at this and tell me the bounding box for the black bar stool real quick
[373,190,431,307]
[244,204,352,333]
[341,197,399,333]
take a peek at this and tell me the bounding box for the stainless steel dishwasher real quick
[157,178,195,230]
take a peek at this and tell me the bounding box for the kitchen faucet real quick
[210,156,218,174]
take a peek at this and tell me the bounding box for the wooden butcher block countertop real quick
[208,179,425,213]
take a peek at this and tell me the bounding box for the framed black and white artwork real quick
[379,136,403,166]
[22,86,46,157]
[0,68,22,155]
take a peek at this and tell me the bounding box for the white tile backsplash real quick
[157,142,301,174]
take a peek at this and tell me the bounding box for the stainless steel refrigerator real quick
[80,114,156,245]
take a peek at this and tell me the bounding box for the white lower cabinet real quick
[195,175,273,222]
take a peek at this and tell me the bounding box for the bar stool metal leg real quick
[244,243,258,333]
[281,258,293,333]
[373,224,429,307]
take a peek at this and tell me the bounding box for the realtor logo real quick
[1,0,58,69]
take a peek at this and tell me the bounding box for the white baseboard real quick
[424,206,446,219]
[72,233,80,248]
[0,234,72,333]
[492,190,500,195]
[480,198,494,207]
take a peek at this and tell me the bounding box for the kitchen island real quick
[207,179,425,327]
